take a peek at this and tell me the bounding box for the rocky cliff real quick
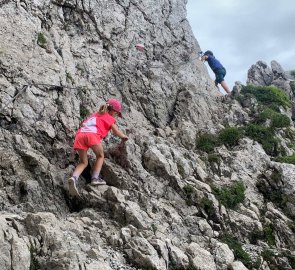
[0,1,295,270]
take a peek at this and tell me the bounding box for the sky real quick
[186,0,295,90]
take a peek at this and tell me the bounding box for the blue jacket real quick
[207,55,224,73]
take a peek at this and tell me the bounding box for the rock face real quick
[0,1,295,270]
[247,60,294,99]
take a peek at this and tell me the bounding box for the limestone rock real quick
[187,242,217,270]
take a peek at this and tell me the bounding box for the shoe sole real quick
[90,182,106,186]
[68,178,80,197]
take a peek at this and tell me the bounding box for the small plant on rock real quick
[221,234,252,268]
[200,196,216,220]
[244,124,278,156]
[37,32,47,48]
[256,108,290,128]
[274,153,295,165]
[290,81,295,91]
[241,85,291,110]
[183,184,195,206]
[218,127,243,147]
[207,153,220,164]
[151,223,157,235]
[263,223,276,246]
[80,104,90,119]
[196,133,218,153]
[66,72,75,84]
[212,181,245,209]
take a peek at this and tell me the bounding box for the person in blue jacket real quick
[201,50,230,94]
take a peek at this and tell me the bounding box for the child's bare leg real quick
[220,80,230,94]
[72,150,88,179]
[91,143,104,178]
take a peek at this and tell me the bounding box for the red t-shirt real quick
[77,113,116,138]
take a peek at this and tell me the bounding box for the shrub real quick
[221,234,252,268]
[256,170,293,220]
[37,33,46,48]
[274,154,295,165]
[207,153,220,164]
[196,133,218,153]
[290,81,295,91]
[200,197,215,220]
[241,85,291,109]
[30,246,41,270]
[212,181,245,209]
[244,124,278,156]
[183,184,194,195]
[263,224,276,246]
[287,255,295,269]
[80,104,90,119]
[66,72,75,84]
[257,108,290,128]
[151,223,157,235]
[290,70,295,76]
[218,127,242,147]
[261,249,276,267]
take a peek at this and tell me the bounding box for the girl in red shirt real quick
[68,99,128,196]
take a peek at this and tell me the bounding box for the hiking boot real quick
[68,177,80,197]
[91,177,106,186]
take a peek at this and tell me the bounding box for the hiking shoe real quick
[91,177,106,186]
[68,177,80,197]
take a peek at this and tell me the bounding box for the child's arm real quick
[111,124,128,141]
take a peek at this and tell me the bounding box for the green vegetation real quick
[244,124,278,156]
[290,70,295,76]
[256,169,295,221]
[183,184,194,195]
[187,263,198,270]
[200,196,215,220]
[284,128,295,140]
[274,153,295,164]
[183,184,194,205]
[290,81,295,91]
[218,127,242,147]
[287,221,295,233]
[249,228,264,245]
[287,255,295,269]
[151,223,157,235]
[80,104,90,119]
[177,163,186,178]
[66,72,75,85]
[207,153,220,164]
[212,181,245,209]
[261,249,277,270]
[256,108,290,128]
[252,257,262,269]
[256,175,286,208]
[221,234,252,268]
[263,224,276,246]
[37,32,47,48]
[30,246,41,270]
[196,133,218,153]
[197,128,242,152]
[249,223,277,247]
[241,85,291,109]
[195,84,293,157]
[261,249,295,270]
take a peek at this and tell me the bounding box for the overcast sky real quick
[186,0,295,90]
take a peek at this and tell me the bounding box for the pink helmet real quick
[107,98,122,117]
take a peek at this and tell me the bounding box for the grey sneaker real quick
[91,177,106,186]
[68,177,80,197]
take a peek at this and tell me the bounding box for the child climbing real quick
[201,50,231,94]
[68,98,128,197]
